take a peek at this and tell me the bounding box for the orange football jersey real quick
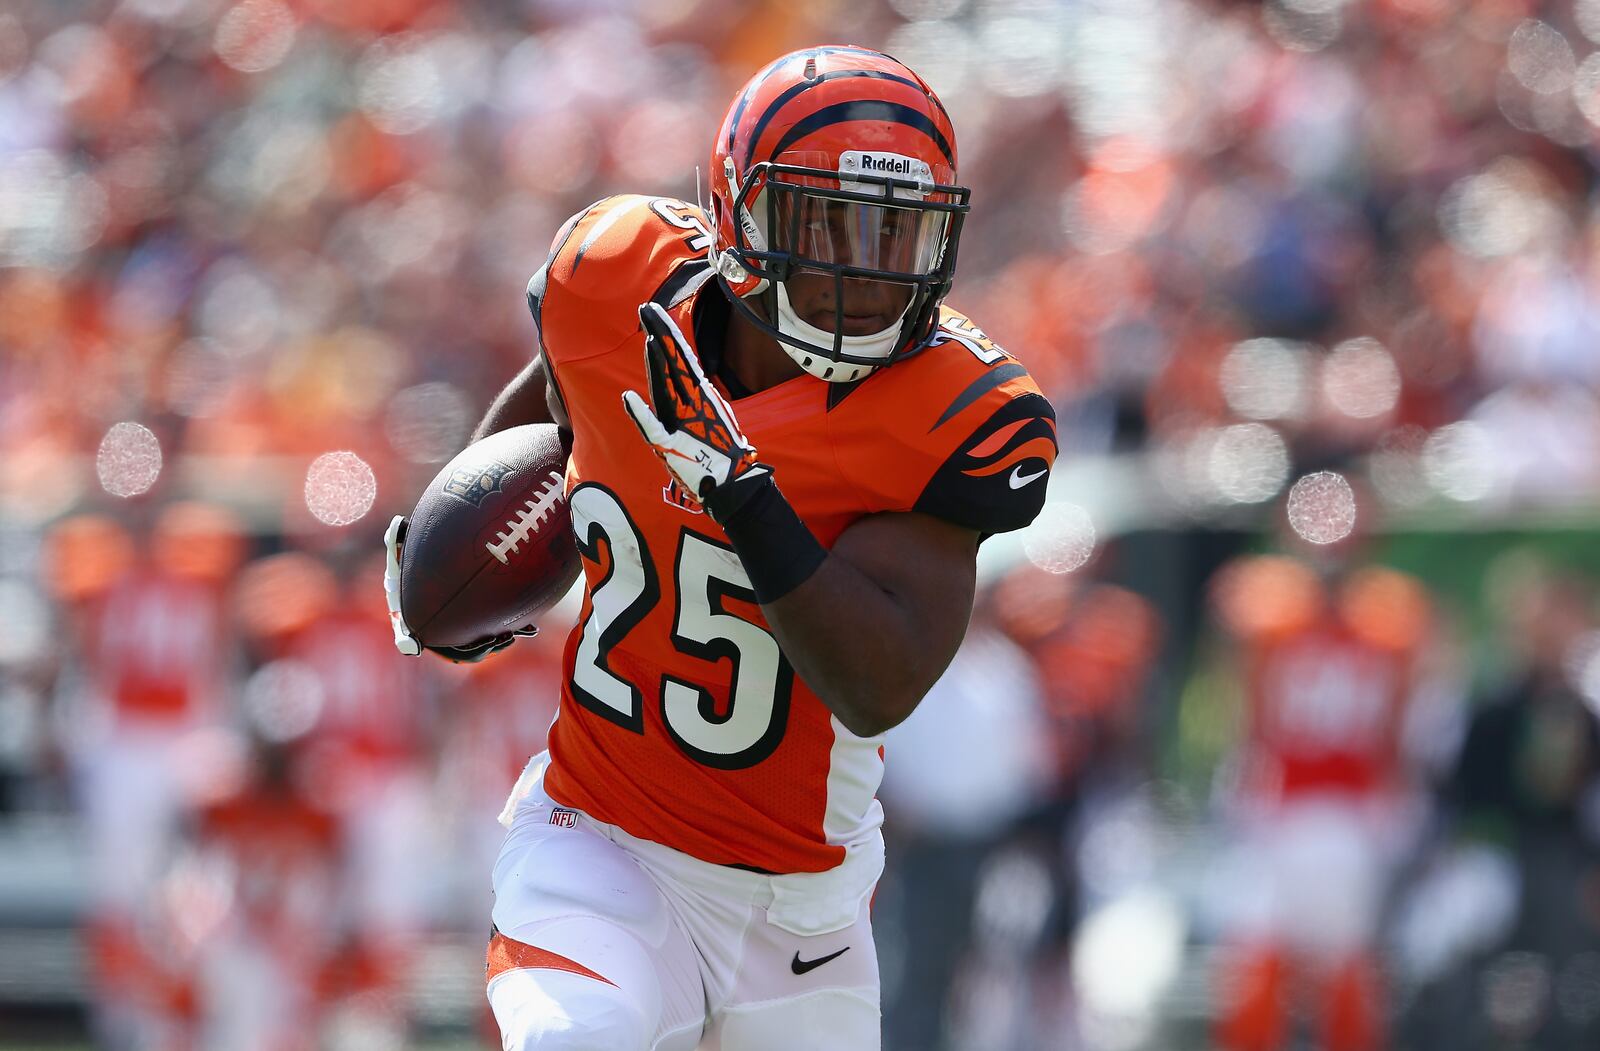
[531,194,1056,873]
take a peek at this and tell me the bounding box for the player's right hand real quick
[621,302,772,521]
[383,515,537,663]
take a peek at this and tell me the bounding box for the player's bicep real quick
[829,510,979,693]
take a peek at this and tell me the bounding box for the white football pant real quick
[488,753,882,1051]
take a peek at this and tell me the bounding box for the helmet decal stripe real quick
[767,100,956,168]
[742,70,930,168]
[726,45,887,152]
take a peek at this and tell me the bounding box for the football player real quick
[387,45,1058,1050]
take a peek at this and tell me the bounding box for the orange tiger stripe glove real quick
[622,303,772,521]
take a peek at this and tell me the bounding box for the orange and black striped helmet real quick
[709,46,970,383]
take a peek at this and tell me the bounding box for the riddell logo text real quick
[858,155,917,175]
[839,151,932,194]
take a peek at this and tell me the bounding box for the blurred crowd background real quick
[4,0,1600,1048]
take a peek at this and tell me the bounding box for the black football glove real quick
[383,515,536,663]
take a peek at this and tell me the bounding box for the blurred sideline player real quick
[1205,501,1438,1051]
[386,46,1058,1050]
[240,551,435,1032]
[46,504,243,1049]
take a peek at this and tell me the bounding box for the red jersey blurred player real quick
[386,46,1057,1050]
[48,504,243,1047]
[261,554,436,1021]
[1206,508,1435,1051]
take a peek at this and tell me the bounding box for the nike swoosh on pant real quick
[791,946,850,975]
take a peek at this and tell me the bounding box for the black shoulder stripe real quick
[930,362,1026,432]
[768,101,956,168]
[744,70,928,168]
[525,264,548,330]
[651,259,713,308]
[528,202,596,336]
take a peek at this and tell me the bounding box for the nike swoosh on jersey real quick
[791,946,850,975]
[1009,465,1048,489]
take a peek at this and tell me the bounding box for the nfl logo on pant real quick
[549,808,579,828]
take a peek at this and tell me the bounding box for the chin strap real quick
[772,283,912,383]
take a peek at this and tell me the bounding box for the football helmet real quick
[709,45,970,383]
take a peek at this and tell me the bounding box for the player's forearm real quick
[762,557,939,738]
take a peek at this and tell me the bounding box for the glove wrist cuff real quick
[712,474,826,604]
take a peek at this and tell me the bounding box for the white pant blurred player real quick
[488,753,883,1050]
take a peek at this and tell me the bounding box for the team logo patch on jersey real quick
[549,807,579,828]
[662,479,705,515]
[442,460,512,507]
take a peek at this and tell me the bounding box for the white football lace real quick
[485,471,564,565]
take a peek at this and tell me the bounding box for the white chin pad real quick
[774,284,910,383]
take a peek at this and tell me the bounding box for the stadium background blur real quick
[4,0,1600,1048]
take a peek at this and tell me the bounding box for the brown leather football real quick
[398,424,580,648]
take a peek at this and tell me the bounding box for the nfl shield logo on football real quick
[549,808,579,828]
[442,460,512,507]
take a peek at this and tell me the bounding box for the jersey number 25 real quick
[566,483,793,770]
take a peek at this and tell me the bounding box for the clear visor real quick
[764,187,950,277]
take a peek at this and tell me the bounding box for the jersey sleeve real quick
[911,390,1057,535]
[832,311,1059,537]
[527,195,714,369]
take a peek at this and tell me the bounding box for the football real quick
[398,423,581,649]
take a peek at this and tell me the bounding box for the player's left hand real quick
[384,515,537,662]
[622,302,772,521]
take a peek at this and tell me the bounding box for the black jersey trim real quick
[929,362,1026,432]
[914,393,1057,536]
[651,258,712,309]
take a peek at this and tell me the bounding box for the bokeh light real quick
[1285,471,1357,546]
[0,151,108,269]
[1322,338,1400,420]
[1573,54,1600,127]
[96,422,164,498]
[1210,423,1290,505]
[1220,339,1311,421]
[1022,503,1096,574]
[357,34,443,135]
[213,0,297,75]
[1507,21,1574,95]
[304,451,377,526]
[242,659,324,743]
[1438,161,1558,259]
[978,14,1067,99]
[1482,951,1552,1037]
[1422,422,1497,503]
